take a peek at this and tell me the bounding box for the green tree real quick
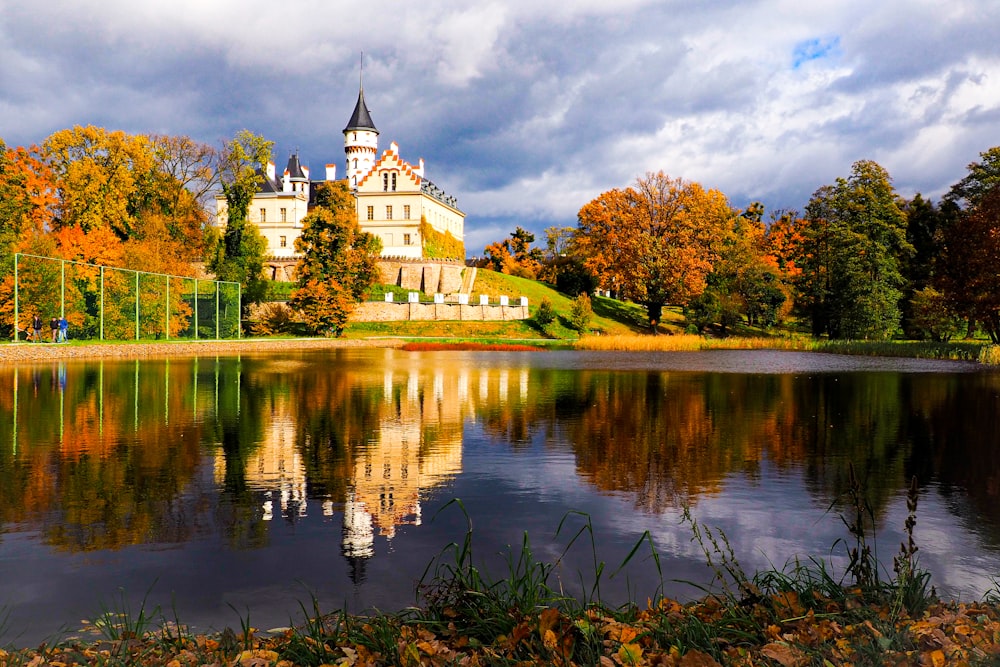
[708,202,786,328]
[944,146,1000,210]
[208,130,273,315]
[900,193,943,337]
[798,160,911,339]
[290,181,382,335]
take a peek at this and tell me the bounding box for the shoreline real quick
[0,337,405,362]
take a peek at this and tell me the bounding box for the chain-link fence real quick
[11,253,241,342]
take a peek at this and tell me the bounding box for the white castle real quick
[216,80,465,267]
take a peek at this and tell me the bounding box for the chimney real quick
[266,161,276,182]
[326,164,337,181]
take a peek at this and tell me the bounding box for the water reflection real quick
[0,349,999,643]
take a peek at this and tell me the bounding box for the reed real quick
[575,333,999,362]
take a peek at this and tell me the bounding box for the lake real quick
[1,348,998,645]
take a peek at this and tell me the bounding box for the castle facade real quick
[215,84,465,268]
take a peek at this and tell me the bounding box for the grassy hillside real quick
[345,269,649,340]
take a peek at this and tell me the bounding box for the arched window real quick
[391,173,397,191]
[383,173,389,192]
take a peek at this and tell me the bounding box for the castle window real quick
[386,205,393,220]
[280,208,287,222]
[404,205,410,220]
[391,173,397,191]
[383,173,389,192]
[352,158,358,168]
[260,208,266,222]
[404,233,411,245]
[279,236,287,248]
[367,205,374,220]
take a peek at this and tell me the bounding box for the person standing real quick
[58,315,69,343]
[32,314,42,342]
[50,316,58,343]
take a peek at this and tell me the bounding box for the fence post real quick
[100,266,104,340]
[238,284,242,339]
[194,279,199,340]
[165,275,170,340]
[13,253,19,342]
[215,285,220,340]
[61,260,66,318]
[135,271,140,340]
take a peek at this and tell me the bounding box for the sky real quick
[2,0,999,254]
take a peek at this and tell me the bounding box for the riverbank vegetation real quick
[477,149,1000,346]
[3,484,1000,666]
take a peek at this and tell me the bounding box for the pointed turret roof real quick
[344,86,378,133]
[285,152,306,179]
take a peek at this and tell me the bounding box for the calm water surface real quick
[1,348,998,644]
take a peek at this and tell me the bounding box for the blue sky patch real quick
[793,36,842,69]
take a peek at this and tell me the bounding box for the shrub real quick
[568,293,593,333]
[534,298,556,327]
[250,302,299,336]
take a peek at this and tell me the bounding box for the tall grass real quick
[575,333,1000,363]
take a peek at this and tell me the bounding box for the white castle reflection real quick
[212,362,531,567]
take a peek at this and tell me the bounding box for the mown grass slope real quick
[347,269,649,340]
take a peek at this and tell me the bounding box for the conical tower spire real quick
[344,53,379,187]
[344,54,378,133]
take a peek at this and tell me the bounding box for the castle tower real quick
[343,71,379,188]
[282,152,310,197]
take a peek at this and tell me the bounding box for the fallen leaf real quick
[680,648,722,666]
[761,641,807,667]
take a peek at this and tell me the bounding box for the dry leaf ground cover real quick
[3,569,999,666]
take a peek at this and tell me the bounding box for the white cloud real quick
[2,0,999,241]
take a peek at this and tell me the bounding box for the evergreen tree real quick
[800,160,912,339]
[290,181,382,336]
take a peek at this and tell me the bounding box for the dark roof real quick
[285,153,306,179]
[256,167,281,193]
[421,179,461,211]
[343,86,378,133]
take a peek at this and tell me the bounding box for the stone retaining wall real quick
[351,301,529,322]
[378,259,465,294]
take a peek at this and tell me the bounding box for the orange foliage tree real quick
[576,171,733,329]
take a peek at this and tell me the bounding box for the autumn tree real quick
[797,160,911,339]
[208,130,273,311]
[41,126,157,239]
[935,185,1000,342]
[146,134,219,259]
[701,202,786,330]
[576,171,732,329]
[290,181,382,336]
[0,142,57,266]
[483,226,544,278]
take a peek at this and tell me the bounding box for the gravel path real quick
[0,337,405,362]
